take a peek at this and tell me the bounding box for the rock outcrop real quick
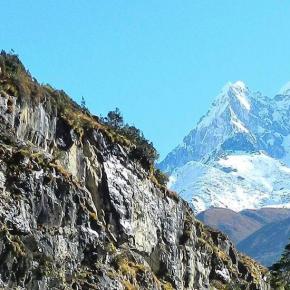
[0,52,270,289]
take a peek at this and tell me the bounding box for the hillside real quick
[238,218,290,267]
[197,208,263,243]
[160,81,290,214]
[197,208,290,266]
[197,208,290,244]
[0,52,272,289]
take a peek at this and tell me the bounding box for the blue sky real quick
[1,1,290,159]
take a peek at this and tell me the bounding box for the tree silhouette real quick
[81,96,89,113]
[105,107,124,128]
[271,241,290,288]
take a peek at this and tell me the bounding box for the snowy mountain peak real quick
[199,81,250,128]
[220,80,251,110]
[278,81,290,95]
[193,81,253,153]
[159,81,290,213]
[225,80,248,96]
[232,80,247,90]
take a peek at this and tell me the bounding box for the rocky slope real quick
[0,53,272,289]
[160,81,290,213]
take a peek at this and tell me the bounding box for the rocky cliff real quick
[0,52,270,289]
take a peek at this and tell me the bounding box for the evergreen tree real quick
[81,96,89,113]
[105,107,124,128]
[271,241,290,289]
[101,107,159,169]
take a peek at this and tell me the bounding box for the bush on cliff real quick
[0,52,164,176]
[102,108,159,170]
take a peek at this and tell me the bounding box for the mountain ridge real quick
[238,217,290,267]
[197,207,290,266]
[160,80,290,213]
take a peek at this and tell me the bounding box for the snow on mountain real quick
[278,81,290,95]
[169,152,290,214]
[159,81,290,213]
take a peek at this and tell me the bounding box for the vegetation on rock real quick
[0,51,166,182]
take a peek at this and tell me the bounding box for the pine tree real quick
[81,96,86,109]
[271,241,290,289]
[81,96,89,113]
[105,107,124,128]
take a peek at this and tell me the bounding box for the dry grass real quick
[161,281,174,290]
[0,225,26,257]
[116,257,147,277]
[149,173,179,202]
[122,280,138,290]
[89,211,98,221]
[105,242,117,255]
[238,253,268,283]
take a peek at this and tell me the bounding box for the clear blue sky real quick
[1,1,290,159]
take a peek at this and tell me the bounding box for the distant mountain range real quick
[159,81,290,213]
[197,207,290,266]
[159,81,290,266]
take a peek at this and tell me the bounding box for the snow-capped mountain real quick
[159,81,290,213]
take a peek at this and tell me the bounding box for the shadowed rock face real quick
[0,53,270,289]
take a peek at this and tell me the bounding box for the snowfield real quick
[169,152,290,213]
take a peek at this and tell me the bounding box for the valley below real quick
[197,207,290,266]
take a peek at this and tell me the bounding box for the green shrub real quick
[0,53,160,174]
[101,108,159,170]
[154,169,169,186]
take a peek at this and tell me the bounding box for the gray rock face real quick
[0,56,270,289]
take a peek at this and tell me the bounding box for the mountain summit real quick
[160,81,290,213]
